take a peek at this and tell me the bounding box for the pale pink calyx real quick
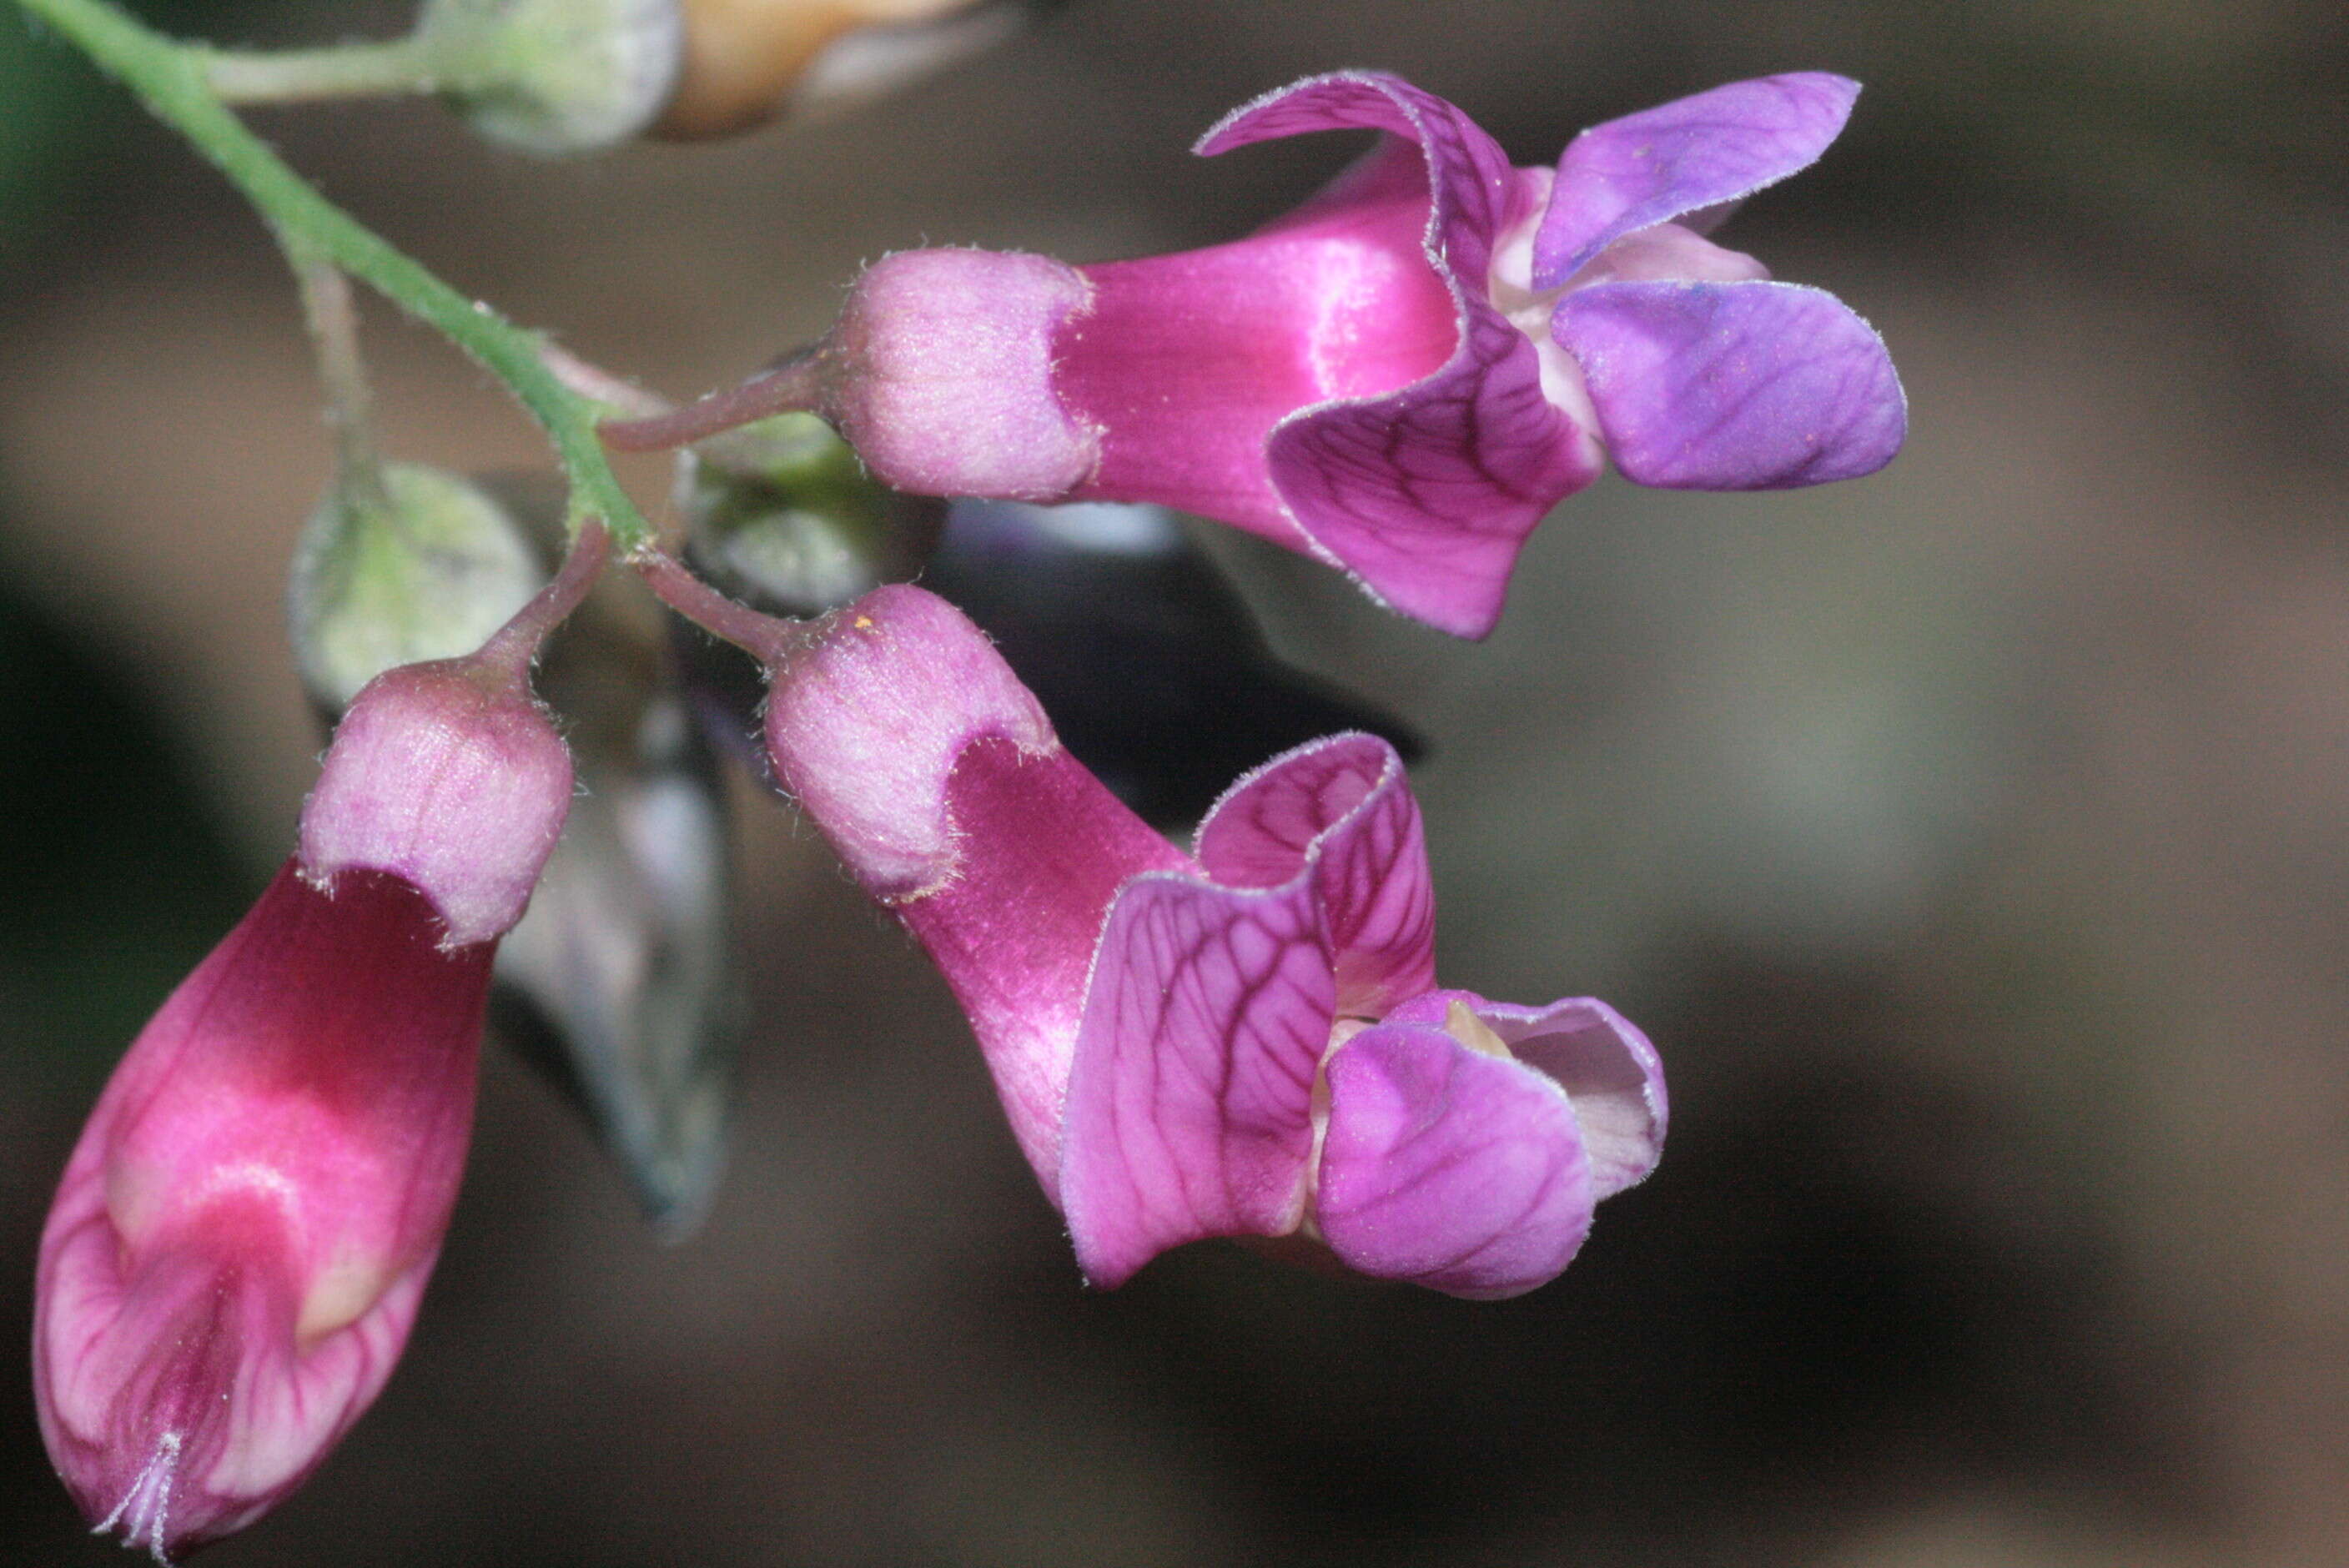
[818,249,1099,501]
[299,523,607,947]
[601,250,1095,494]
[761,583,1061,901]
[637,554,1062,902]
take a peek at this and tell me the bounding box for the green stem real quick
[203,37,439,104]
[9,0,651,551]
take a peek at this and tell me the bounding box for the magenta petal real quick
[1471,996,1667,1200]
[1059,873,1335,1289]
[898,738,1190,1191]
[1532,73,1860,287]
[1316,1023,1595,1299]
[1553,279,1905,489]
[1200,71,1599,640]
[1195,734,1434,1017]
[1058,141,1458,549]
[1265,317,1598,639]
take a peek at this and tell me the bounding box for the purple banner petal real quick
[1316,1022,1596,1299]
[1532,73,1860,287]
[1200,71,1601,640]
[1473,995,1667,1200]
[1059,874,1335,1289]
[1553,279,1906,490]
[1195,735,1435,1016]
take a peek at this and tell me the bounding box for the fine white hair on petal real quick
[95,1430,181,1563]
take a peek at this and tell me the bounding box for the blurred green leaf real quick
[0,4,108,256]
[0,485,250,1093]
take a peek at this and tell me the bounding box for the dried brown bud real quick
[653,0,1036,139]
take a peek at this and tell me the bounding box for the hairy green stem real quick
[8,0,651,550]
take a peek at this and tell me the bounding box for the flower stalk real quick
[8,0,655,551]
[289,252,387,508]
[202,36,440,104]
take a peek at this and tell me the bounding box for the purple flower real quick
[612,71,1904,638]
[1055,732,1667,1297]
[34,533,598,1560]
[646,563,1666,1297]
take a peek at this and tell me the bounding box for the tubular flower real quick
[33,530,601,1560]
[648,565,1664,1296]
[611,71,1904,638]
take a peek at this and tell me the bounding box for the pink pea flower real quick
[646,563,1664,1296]
[33,530,603,1560]
[611,72,1904,638]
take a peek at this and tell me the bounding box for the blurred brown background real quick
[3,0,2346,1563]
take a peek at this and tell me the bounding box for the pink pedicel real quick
[651,569,1664,1295]
[616,71,1904,639]
[33,528,604,1560]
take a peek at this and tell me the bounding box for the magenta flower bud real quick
[34,530,604,1559]
[642,559,1662,1293]
[35,868,496,1560]
[608,72,1904,640]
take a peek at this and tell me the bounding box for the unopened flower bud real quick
[36,862,496,1560]
[681,411,942,620]
[653,0,1049,141]
[494,690,735,1234]
[35,530,604,1557]
[289,461,546,713]
[418,0,684,155]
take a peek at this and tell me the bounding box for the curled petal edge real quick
[1532,72,1861,287]
[1457,993,1667,1200]
[1203,71,1601,641]
[1059,732,1434,1286]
